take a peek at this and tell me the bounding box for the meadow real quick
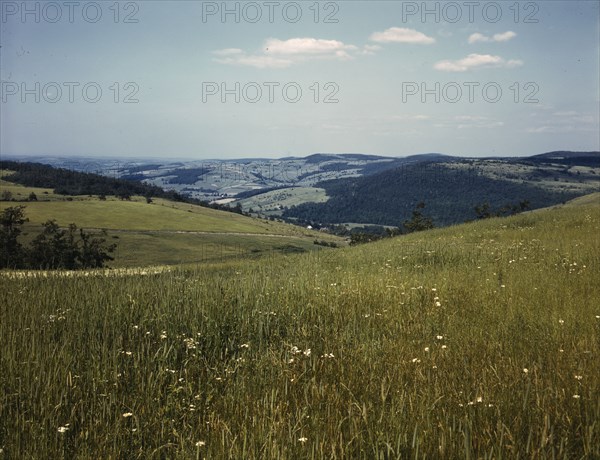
[0,195,599,458]
[0,174,342,267]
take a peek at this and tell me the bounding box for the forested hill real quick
[282,161,592,227]
[0,161,174,199]
[0,161,245,214]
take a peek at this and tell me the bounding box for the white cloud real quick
[212,48,243,56]
[435,115,505,129]
[526,111,599,133]
[526,126,551,133]
[454,115,488,122]
[458,121,504,129]
[468,31,517,44]
[214,37,360,68]
[214,55,292,69]
[493,31,517,42]
[390,114,431,121]
[265,37,357,55]
[360,44,382,55]
[506,59,524,68]
[434,53,523,72]
[553,111,579,117]
[468,33,488,44]
[370,27,435,44]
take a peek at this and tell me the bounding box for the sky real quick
[1,0,599,159]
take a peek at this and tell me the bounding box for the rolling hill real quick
[3,152,598,230]
[283,156,599,227]
[0,169,344,267]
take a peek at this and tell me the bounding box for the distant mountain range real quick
[3,151,598,228]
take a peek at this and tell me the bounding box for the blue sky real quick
[1,1,598,159]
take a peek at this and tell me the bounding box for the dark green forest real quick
[283,162,583,227]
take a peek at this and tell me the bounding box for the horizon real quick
[1,1,599,159]
[2,150,599,165]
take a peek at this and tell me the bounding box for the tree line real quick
[346,199,530,246]
[0,161,246,215]
[0,206,116,270]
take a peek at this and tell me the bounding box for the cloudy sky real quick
[1,1,598,159]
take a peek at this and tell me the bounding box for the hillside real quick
[5,153,598,229]
[1,193,598,457]
[0,172,343,267]
[283,158,599,227]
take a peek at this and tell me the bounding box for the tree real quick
[28,221,79,269]
[519,200,531,212]
[0,206,28,268]
[403,202,434,233]
[28,192,38,201]
[1,190,13,201]
[474,202,493,219]
[78,229,116,268]
[27,221,116,269]
[476,200,531,219]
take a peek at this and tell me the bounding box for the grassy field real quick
[238,187,329,216]
[0,175,343,266]
[0,197,307,234]
[1,194,599,458]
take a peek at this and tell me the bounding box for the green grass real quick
[1,174,344,266]
[0,198,293,233]
[1,171,60,200]
[238,187,329,216]
[105,232,327,267]
[0,195,599,458]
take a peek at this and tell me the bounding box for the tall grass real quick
[1,203,599,458]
